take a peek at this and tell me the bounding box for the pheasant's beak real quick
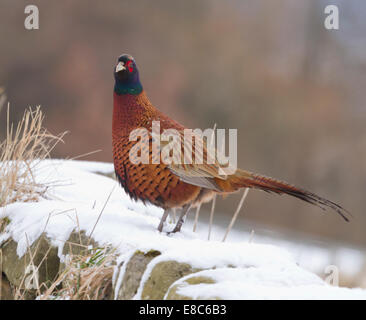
[115,62,126,72]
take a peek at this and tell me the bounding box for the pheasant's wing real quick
[158,129,233,191]
[169,165,223,191]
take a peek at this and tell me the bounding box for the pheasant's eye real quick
[126,60,134,73]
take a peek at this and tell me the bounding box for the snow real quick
[184,213,366,280]
[168,267,366,300]
[1,159,365,300]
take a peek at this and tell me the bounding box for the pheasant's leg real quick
[169,204,191,234]
[157,209,170,232]
[192,203,201,232]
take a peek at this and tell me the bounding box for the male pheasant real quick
[112,54,350,233]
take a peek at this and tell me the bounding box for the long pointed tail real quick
[223,169,351,222]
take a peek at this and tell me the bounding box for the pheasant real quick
[112,54,350,233]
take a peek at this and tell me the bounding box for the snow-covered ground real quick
[166,267,366,300]
[184,214,366,286]
[0,159,365,299]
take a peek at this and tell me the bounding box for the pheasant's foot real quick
[166,204,191,234]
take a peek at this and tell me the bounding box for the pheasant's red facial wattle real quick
[126,60,134,73]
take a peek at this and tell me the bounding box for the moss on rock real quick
[117,250,161,300]
[141,260,201,300]
[166,275,219,300]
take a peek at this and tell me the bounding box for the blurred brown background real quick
[0,0,365,248]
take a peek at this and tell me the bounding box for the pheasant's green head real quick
[114,54,143,95]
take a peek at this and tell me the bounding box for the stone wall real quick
[0,231,216,300]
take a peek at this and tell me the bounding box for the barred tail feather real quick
[230,169,351,222]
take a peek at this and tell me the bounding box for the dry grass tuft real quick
[0,105,65,207]
[41,246,115,300]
